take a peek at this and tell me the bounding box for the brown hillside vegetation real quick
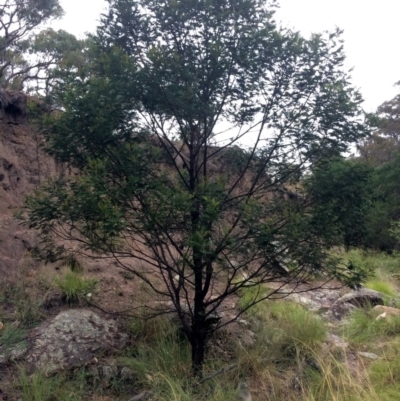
[0,90,58,280]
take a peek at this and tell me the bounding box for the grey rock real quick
[334,288,383,309]
[86,365,101,382]
[101,364,118,383]
[236,382,252,401]
[0,344,28,365]
[286,293,321,312]
[120,366,136,381]
[358,351,379,360]
[326,333,348,349]
[328,302,357,320]
[25,309,129,375]
[128,391,154,401]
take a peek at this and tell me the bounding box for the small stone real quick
[236,382,252,401]
[86,293,92,298]
[376,312,387,321]
[120,366,135,381]
[128,391,154,401]
[358,352,379,360]
[326,333,348,349]
[101,364,118,383]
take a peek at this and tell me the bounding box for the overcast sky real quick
[54,0,400,113]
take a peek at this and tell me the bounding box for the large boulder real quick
[25,309,129,375]
[333,288,383,308]
[326,288,384,320]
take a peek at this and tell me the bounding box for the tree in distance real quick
[305,157,372,251]
[358,81,400,167]
[0,0,86,93]
[26,0,369,375]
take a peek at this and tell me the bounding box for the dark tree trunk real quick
[191,253,207,376]
[191,328,207,376]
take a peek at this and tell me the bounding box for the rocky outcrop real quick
[22,309,129,375]
[280,285,385,321]
[332,288,383,309]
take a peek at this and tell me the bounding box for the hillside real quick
[0,91,59,281]
[0,93,400,400]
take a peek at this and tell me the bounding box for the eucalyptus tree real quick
[26,0,369,375]
[0,0,82,92]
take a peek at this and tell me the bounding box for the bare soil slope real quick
[0,90,58,281]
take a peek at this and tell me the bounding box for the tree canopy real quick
[0,0,86,92]
[26,0,369,375]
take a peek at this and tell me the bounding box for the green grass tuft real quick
[19,370,84,401]
[343,308,400,345]
[365,279,397,297]
[55,271,96,305]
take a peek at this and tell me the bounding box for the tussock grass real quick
[237,284,269,312]
[121,317,194,400]
[342,249,400,274]
[368,339,400,401]
[0,325,27,351]
[303,351,380,401]
[343,308,400,346]
[0,281,44,327]
[19,370,85,401]
[55,271,96,305]
[6,249,400,401]
[365,278,397,297]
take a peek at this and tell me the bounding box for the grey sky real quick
[54,0,400,113]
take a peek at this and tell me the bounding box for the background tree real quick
[362,153,400,252]
[26,0,369,375]
[358,82,400,166]
[354,82,400,251]
[0,0,77,92]
[305,158,372,251]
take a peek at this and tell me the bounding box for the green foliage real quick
[343,248,400,274]
[365,279,397,298]
[122,317,198,400]
[237,298,326,376]
[353,84,400,252]
[305,157,372,250]
[0,0,66,91]
[265,302,326,358]
[304,352,380,401]
[0,282,44,327]
[237,285,269,312]
[0,325,28,351]
[25,0,369,374]
[362,153,400,252]
[343,309,400,345]
[55,271,96,305]
[369,340,400,401]
[19,370,84,401]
